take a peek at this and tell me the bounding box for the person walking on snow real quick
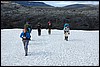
[63,23,70,41]
[37,22,42,36]
[24,22,32,33]
[20,28,31,56]
[48,20,52,34]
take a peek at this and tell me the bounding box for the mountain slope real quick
[12,1,54,7]
[64,4,94,9]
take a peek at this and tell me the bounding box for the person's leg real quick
[38,29,40,36]
[64,32,67,40]
[65,32,68,41]
[25,40,29,56]
[66,32,68,41]
[66,36,68,41]
[50,29,51,34]
[24,40,27,56]
[48,28,49,34]
[40,29,41,35]
[48,29,50,34]
[39,29,41,36]
[23,40,27,56]
[22,40,26,50]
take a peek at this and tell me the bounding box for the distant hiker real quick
[48,21,52,34]
[20,28,31,56]
[63,23,70,41]
[37,22,42,36]
[24,22,32,33]
[24,22,32,40]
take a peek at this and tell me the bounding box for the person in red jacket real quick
[48,20,52,34]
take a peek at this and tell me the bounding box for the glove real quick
[22,37,26,39]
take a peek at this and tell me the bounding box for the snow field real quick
[1,29,99,66]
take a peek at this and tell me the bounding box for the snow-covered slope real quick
[1,29,99,66]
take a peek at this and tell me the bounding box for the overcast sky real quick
[31,1,99,7]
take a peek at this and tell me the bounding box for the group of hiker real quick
[37,21,52,36]
[20,21,70,56]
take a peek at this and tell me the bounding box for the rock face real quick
[1,1,99,30]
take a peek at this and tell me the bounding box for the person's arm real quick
[63,26,65,30]
[20,32,23,38]
[63,27,65,31]
[68,28,70,34]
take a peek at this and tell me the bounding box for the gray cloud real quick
[30,1,99,7]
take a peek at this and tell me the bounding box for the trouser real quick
[38,29,41,36]
[65,36,68,41]
[22,40,29,56]
[64,32,69,41]
[48,28,51,34]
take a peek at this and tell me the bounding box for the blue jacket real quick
[20,32,30,40]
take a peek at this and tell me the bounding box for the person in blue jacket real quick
[20,28,31,56]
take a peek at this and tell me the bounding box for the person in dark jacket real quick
[20,28,31,56]
[24,22,32,33]
[48,21,52,34]
[37,23,42,36]
[24,22,32,40]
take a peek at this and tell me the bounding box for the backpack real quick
[64,27,69,32]
[27,28,31,33]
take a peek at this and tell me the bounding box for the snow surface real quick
[1,29,99,66]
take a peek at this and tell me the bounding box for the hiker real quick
[20,28,31,56]
[37,22,42,36]
[24,22,32,33]
[63,23,70,41]
[24,22,32,40]
[48,20,52,34]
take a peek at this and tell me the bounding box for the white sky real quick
[31,1,99,7]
